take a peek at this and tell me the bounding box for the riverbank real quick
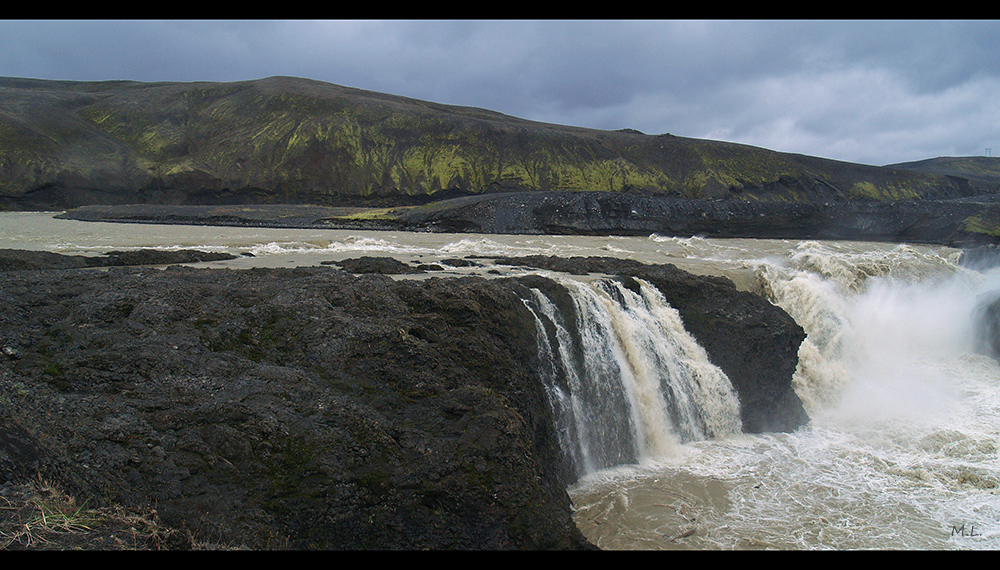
[55,192,1000,247]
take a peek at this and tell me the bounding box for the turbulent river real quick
[5,211,1000,550]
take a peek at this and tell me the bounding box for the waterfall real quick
[752,240,986,420]
[521,275,742,477]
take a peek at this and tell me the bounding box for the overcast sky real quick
[1,19,997,166]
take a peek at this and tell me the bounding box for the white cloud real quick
[683,64,1000,165]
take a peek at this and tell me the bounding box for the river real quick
[3,211,1000,550]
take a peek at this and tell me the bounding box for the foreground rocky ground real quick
[0,249,806,549]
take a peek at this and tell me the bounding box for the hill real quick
[1,75,997,211]
[886,156,1000,189]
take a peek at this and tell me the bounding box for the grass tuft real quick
[0,476,240,550]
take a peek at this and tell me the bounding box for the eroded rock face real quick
[0,262,588,549]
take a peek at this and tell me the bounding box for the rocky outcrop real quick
[326,255,426,275]
[0,260,589,549]
[0,248,236,271]
[0,251,806,549]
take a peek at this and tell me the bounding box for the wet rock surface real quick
[0,250,806,549]
[0,248,236,272]
[325,256,424,275]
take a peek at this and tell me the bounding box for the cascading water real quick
[521,274,742,477]
[567,240,1000,550]
[753,240,988,418]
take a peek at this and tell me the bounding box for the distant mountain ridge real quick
[1,75,998,212]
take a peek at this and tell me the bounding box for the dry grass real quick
[0,476,217,550]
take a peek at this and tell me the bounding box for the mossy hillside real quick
[924,157,1000,178]
[0,76,993,209]
[887,156,1000,187]
[0,78,920,202]
[0,91,149,195]
[961,208,1000,238]
[846,181,922,201]
[83,89,690,199]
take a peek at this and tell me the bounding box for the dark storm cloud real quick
[1,19,997,166]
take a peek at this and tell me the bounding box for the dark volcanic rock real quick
[0,249,91,271]
[397,191,1000,247]
[94,249,237,267]
[0,263,590,549]
[330,256,422,274]
[0,248,236,271]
